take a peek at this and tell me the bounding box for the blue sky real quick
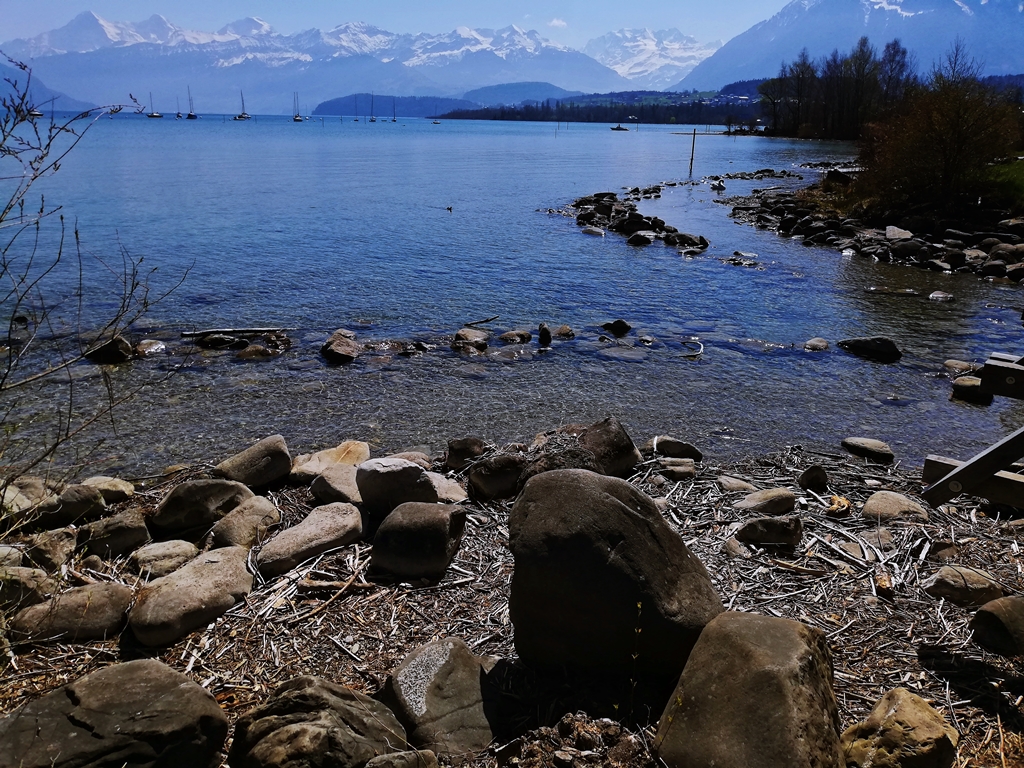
[2,1,791,48]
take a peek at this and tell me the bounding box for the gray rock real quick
[149,479,254,540]
[372,503,466,579]
[311,463,363,505]
[468,453,529,501]
[379,638,498,756]
[886,225,913,240]
[135,339,166,356]
[81,475,135,503]
[214,434,291,488]
[290,440,371,484]
[842,437,895,464]
[944,359,979,375]
[390,451,432,470]
[209,496,280,549]
[516,441,602,492]
[22,527,77,571]
[0,567,55,611]
[579,416,642,478]
[11,582,133,643]
[229,676,407,768]
[655,612,843,768]
[922,565,1002,607]
[841,687,958,768]
[718,475,758,493]
[0,658,227,768]
[734,516,803,547]
[837,336,902,364]
[130,540,199,579]
[427,473,468,504]
[627,232,653,246]
[445,437,488,471]
[970,596,1024,656]
[80,510,151,558]
[734,487,796,515]
[84,335,133,364]
[258,503,362,578]
[357,458,439,516]
[365,751,439,768]
[799,465,829,493]
[0,545,23,567]
[951,375,993,405]
[804,337,829,351]
[129,546,253,646]
[322,329,363,364]
[33,484,106,529]
[509,469,722,677]
[862,491,929,523]
[643,436,703,461]
[499,330,532,344]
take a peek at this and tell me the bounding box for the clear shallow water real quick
[6,116,1023,474]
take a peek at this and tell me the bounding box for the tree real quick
[0,58,184,525]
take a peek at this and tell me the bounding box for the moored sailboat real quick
[146,92,162,118]
[293,92,303,122]
[233,91,251,121]
[186,86,197,119]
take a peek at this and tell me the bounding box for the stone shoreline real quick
[2,419,1022,767]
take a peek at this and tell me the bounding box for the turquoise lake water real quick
[5,115,1023,474]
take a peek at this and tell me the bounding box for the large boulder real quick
[229,676,407,768]
[837,337,902,364]
[655,612,843,768]
[0,566,55,611]
[509,469,723,678]
[209,496,280,549]
[214,434,292,488]
[291,440,371,484]
[0,658,227,768]
[129,546,253,646]
[379,638,500,756]
[10,582,133,644]
[257,503,362,578]
[130,540,198,579]
[80,510,151,558]
[148,479,254,541]
[579,417,642,478]
[357,458,439,516]
[446,437,488,471]
[81,475,135,503]
[371,503,466,580]
[841,687,958,768]
[970,596,1024,656]
[32,484,106,529]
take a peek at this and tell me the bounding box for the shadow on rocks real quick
[917,645,1024,731]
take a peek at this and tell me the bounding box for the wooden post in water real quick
[688,128,696,176]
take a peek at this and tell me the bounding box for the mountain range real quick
[584,29,721,90]
[1,13,721,113]
[680,0,1024,91]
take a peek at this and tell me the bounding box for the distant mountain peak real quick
[217,17,274,37]
[583,27,721,90]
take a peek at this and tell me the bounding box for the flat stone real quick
[970,596,1024,656]
[130,540,199,579]
[11,582,133,644]
[80,510,151,558]
[862,491,928,523]
[81,475,135,503]
[841,687,958,768]
[258,503,362,578]
[734,488,796,515]
[129,546,253,646]
[371,503,466,579]
[718,475,758,493]
[427,472,467,503]
[655,612,843,768]
[658,457,696,481]
[0,659,227,768]
[311,463,363,505]
[357,458,439,516]
[644,436,703,461]
[922,565,1002,607]
[149,479,254,541]
[322,329,363,363]
[841,437,895,464]
[209,496,280,549]
[213,434,291,488]
[229,676,406,768]
[0,567,56,611]
[734,516,803,547]
[290,440,371,484]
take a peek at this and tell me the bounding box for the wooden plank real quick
[988,353,1022,364]
[923,455,1024,508]
[921,425,1024,506]
[979,359,1024,399]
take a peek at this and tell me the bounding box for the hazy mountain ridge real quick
[583,29,721,90]
[679,0,1024,91]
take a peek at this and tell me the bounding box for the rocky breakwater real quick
[1,423,1022,767]
[570,192,710,252]
[728,185,1024,283]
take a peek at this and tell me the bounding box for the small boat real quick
[392,97,397,122]
[175,97,182,119]
[146,92,162,118]
[233,91,251,121]
[611,124,629,131]
[27,108,44,118]
[186,86,197,119]
[369,93,376,123]
[293,92,302,122]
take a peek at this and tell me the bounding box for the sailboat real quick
[186,86,197,119]
[369,93,377,123]
[233,91,251,121]
[353,94,359,121]
[175,97,183,119]
[146,92,162,118]
[392,97,397,122]
[293,92,303,122]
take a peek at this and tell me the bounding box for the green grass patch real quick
[989,155,1024,213]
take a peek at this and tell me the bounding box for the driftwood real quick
[181,328,293,338]
[463,315,499,327]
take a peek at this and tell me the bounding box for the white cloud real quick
[548,18,568,28]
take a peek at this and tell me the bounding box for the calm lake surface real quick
[9,115,1023,475]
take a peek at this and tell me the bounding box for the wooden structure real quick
[922,353,1024,507]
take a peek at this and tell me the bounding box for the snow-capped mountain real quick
[583,29,721,90]
[0,12,630,112]
[680,0,1024,91]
